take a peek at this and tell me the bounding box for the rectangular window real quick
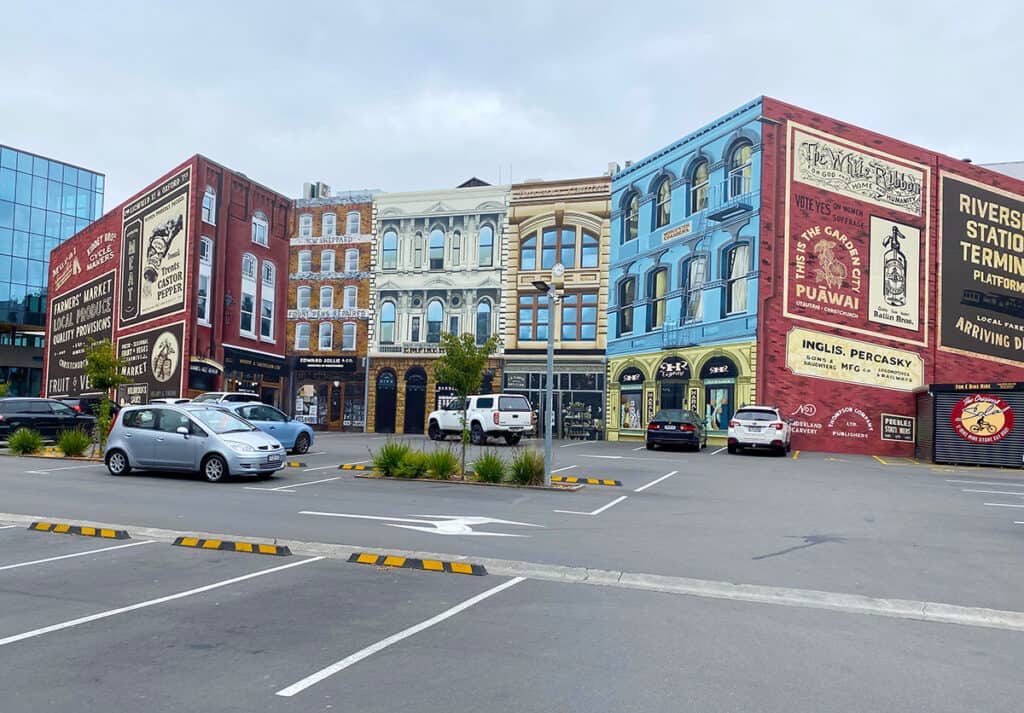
[202,189,216,224]
[318,323,333,350]
[684,257,706,321]
[260,298,273,339]
[321,250,335,273]
[197,271,211,324]
[252,217,268,247]
[618,278,636,336]
[411,316,420,342]
[341,322,356,351]
[517,294,549,341]
[562,292,598,341]
[322,213,336,237]
[240,292,255,335]
[298,250,312,273]
[343,286,357,309]
[726,245,750,315]
[345,249,359,272]
[297,287,311,310]
[295,323,310,350]
[320,286,333,309]
[449,316,458,336]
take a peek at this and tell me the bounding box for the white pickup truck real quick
[427,393,535,446]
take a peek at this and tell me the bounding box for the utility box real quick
[916,382,1023,468]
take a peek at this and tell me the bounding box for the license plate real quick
[267,454,281,463]
[748,426,762,432]
[663,425,676,430]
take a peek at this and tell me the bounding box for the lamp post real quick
[532,263,564,487]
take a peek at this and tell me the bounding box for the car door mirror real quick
[176,426,189,436]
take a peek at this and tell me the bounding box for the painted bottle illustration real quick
[882,226,907,307]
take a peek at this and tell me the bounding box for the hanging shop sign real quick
[46,271,116,397]
[656,356,690,381]
[116,322,185,404]
[785,327,923,391]
[938,173,1024,367]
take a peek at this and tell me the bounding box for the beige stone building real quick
[502,176,611,440]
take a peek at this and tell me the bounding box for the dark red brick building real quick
[44,156,292,407]
[757,98,1024,456]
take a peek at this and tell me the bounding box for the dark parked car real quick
[0,397,97,440]
[60,396,119,417]
[645,408,708,451]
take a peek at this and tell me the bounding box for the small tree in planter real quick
[83,338,128,453]
[433,332,498,477]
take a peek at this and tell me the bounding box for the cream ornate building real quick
[367,180,508,434]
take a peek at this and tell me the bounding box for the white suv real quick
[428,393,535,446]
[727,405,792,456]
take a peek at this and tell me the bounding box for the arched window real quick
[344,248,359,272]
[322,212,336,237]
[295,323,310,350]
[647,267,668,331]
[414,231,423,269]
[682,256,707,321]
[520,232,537,270]
[346,210,360,235]
[728,141,753,198]
[260,261,275,339]
[297,286,311,310]
[379,302,396,344]
[343,285,357,309]
[426,300,443,343]
[724,243,750,314]
[623,193,639,242]
[478,225,494,267]
[429,229,444,270]
[581,230,599,268]
[617,277,636,336]
[690,160,709,214]
[251,211,269,246]
[241,253,257,280]
[381,230,398,270]
[297,250,312,273]
[655,178,671,228]
[202,187,216,224]
[318,322,333,350]
[320,249,335,273]
[197,237,213,323]
[319,285,334,309]
[298,214,313,238]
[341,322,356,351]
[475,300,492,345]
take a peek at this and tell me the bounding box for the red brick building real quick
[44,156,292,407]
[756,98,1024,456]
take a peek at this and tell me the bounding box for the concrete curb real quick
[173,536,290,556]
[2,511,1023,633]
[551,476,623,487]
[348,552,486,576]
[28,521,129,539]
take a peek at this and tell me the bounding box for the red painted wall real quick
[758,97,1024,455]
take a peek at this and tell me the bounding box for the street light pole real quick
[544,288,555,487]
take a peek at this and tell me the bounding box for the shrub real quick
[8,428,43,455]
[507,448,545,486]
[424,448,460,480]
[472,450,505,484]
[372,440,411,477]
[393,450,429,478]
[57,428,93,457]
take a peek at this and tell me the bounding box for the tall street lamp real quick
[532,263,564,487]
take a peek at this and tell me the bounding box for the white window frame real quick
[322,212,336,237]
[260,261,275,340]
[379,301,396,344]
[298,249,312,273]
[343,285,357,309]
[299,214,313,239]
[321,249,335,273]
[202,187,216,224]
[318,322,333,351]
[296,286,311,310]
[240,253,257,337]
[320,285,334,309]
[345,248,359,272]
[346,211,360,235]
[252,212,269,247]
[197,237,213,325]
[341,322,356,351]
[295,322,310,350]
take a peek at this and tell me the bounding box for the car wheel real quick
[646,441,655,450]
[727,443,738,455]
[505,434,521,446]
[105,449,131,476]
[775,445,788,457]
[202,454,229,483]
[470,423,485,445]
[292,433,311,454]
[428,421,442,441]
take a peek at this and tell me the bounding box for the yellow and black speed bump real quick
[29,522,130,539]
[348,552,487,576]
[551,475,622,487]
[173,536,291,556]
[286,461,306,468]
[339,463,371,471]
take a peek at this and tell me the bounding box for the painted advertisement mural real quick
[115,322,186,404]
[119,167,191,328]
[939,174,1024,367]
[45,271,116,397]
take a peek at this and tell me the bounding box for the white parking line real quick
[276,576,526,697]
[303,464,340,472]
[984,502,1024,509]
[0,525,17,530]
[551,465,577,473]
[961,489,1024,496]
[555,495,629,516]
[634,470,678,493]
[582,455,622,460]
[947,479,1024,488]
[632,446,645,451]
[710,447,726,455]
[285,477,341,490]
[0,557,324,648]
[23,464,105,474]
[0,540,154,571]
[558,441,589,449]
[244,487,296,494]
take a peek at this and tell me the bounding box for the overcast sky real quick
[2,1,1022,207]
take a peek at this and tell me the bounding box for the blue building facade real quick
[605,99,763,442]
[0,144,104,396]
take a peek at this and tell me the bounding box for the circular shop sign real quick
[950,394,1014,445]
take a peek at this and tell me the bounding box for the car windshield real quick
[191,393,220,403]
[190,408,255,434]
[653,410,695,422]
[736,410,778,422]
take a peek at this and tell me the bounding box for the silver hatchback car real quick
[104,403,287,482]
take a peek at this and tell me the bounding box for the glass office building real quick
[0,144,104,396]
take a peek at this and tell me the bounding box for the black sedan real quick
[645,409,707,451]
[0,397,97,440]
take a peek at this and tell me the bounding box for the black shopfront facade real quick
[291,355,366,431]
[502,355,606,440]
[222,346,287,409]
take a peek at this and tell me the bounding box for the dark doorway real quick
[403,367,427,434]
[374,370,397,433]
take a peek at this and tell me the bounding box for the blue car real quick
[219,402,315,455]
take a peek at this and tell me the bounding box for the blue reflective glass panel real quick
[75,218,88,234]
[48,162,63,181]
[0,255,10,281]
[17,152,33,173]
[95,175,104,191]
[0,168,14,202]
[45,211,59,238]
[13,231,28,256]
[31,176,47,208]
[76,191,90,219]
[77,171,92,189]
[33,156,49,177]
[47,180,61,211]
[31,208,45,233]
[29,234,44,260]
[44,237,58,258]
[62,183,76,213]
[10,282,26,303]
[60,214,76,239]
[0,228,11,253]
[28,260,43,287]
[0,148,17,170]
[14,204,30,231]
[0,281,9,301]
[0,200,12,229]
[63,165,77,186]
[16,172,31,204]
[11,257,26,279]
